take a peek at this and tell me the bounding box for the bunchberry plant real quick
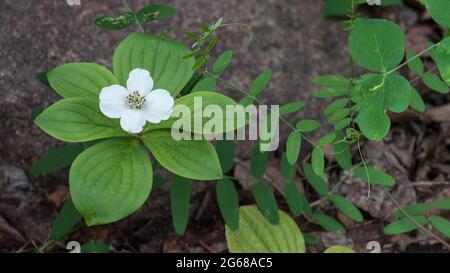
[33,1,450,253]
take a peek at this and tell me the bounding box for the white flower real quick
[99,68,174,133]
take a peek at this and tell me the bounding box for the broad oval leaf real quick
[435,37,450,85]
[50,200,82,241]
[349,18,405,72]
[314,86,349,98]
[252,182,279,225]
[312,75,349,86]
[48,63,118,99]
[393,203,431,219]
[32,145,84,176]
[280,153,296,180]
[324,98,349,116]
[383,216,427,235]
[70,138,153,226]
[146,91,240,134]
[405,51,424,75]
[333,131,352,170]
[225,205,305,253]
[216,179,240,230]
[426,0,450,28]
[409,87,426,112]
[353,167,396,186]
[142,130,222,180]
[35,97,127,142]
[317,133,336,146]
[170,175,191,235]
[330,194,363,222]
[113,32,195,96]
[286,132,301,165]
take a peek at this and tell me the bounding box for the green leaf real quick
[429,216,450,239]
[383,216,427,235]
[170,176,190,235]
[314,86,349,98]
[333,131,352,170]
[349,18,405,72]
[80,242,111,253]
[315,213,346,234]
[153,175,165,188]
[213,50,233,74]
[324,98,349,116]
[34,97,127,142]
[113,32,195,96]
[432,199,450,210]
[279,101,305,115]
[286,132,301,165]
[146,91,240,134]
[426,0,450,28]
[136,4,175,22]
[322,0,356,17]
[356,74,411,141]
[422,72,449,94]
[250,70,272,96]
[252,182,279,225]
[330,194,363,222]
[95,12,136,30]
[406,51,424,75]
[303,163,328,196]
[215,139,235,173]
[48,63,119,99]
[191,76,217,92]
[311,148,325,176]
[312,75,350,86]
[393,203,431,219]
[70,138,153,226]
[296,119,320,132]
[353,167,396,186]
[250,144,268,179]
[303,233,320,245]
[280,153,296,180]
[142,130,222,180]
[334,118,352,130]
[317,133,336,146]
[37,70,50,87]
[284,183,304,216]
[225,205,305,253]
[32,145,84,176]
[328,108,350,125]
[435,37,450,85]
[409,87,426,112]
[216,179,240,230]
[50,200,82,241]
[324,245,355,253]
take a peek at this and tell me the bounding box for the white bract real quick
[99,68,174,133]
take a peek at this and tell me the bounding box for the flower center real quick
[126,91,146,110]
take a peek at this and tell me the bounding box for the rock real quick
[0,165,35,207]
[0,214,26,250]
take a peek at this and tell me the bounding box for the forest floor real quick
[0,0,448,253]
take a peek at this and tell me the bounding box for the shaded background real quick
[0,0,448,252]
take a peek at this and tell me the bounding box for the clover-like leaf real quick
[113,32,195,96]
[70,138,153,226]
[426,0,450,28]
[349,18,405,72]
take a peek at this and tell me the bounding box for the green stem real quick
[122,0,145,33]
